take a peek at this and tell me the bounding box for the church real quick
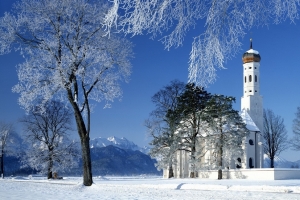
[163,39,265,178]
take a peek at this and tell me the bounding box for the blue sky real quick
[1,1,300,162]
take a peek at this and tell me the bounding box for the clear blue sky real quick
[1,1,300,161]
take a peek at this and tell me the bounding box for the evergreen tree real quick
[175,83,211,178]
[203,95,248,179]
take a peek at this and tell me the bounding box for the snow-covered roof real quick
[240,109,260,132]
[246,49,259,54]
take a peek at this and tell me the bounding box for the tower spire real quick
[250,38,253,49]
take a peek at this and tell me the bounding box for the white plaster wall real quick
[198,169,300,180]
[243,62,260,96]
[246,133,256,168]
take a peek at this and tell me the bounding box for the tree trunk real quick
[218,169,222,180]
[168,164,174,178]
[270,157,274,168]
[67,90,93,186]
[0,149,3,179]
[72,111,93,186]
[218,130,223,180]
[190,144,196,178]
[81,135,93,186]
[47,153,53,179]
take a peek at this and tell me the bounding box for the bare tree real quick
[0,0,132,185]
[147,80,185,178]
[103,0,299,87]
[21,101,79,179]
[0,121,21,178]
[263,109,289,168]
[291,107,300,150]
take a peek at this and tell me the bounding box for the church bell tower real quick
[241,38,263,168]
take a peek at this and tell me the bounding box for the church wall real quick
[245,132,257,169]
[198,168,300,180]
[243,62,261,96]
[241,95,263,132]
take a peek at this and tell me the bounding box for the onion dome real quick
[242,38,261,63]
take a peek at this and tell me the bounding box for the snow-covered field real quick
[1,176,300,199]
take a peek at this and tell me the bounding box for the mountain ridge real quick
[90,136,150,154]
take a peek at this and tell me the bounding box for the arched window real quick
[255,75,257,82]
[249,158,254,168]
[249,139,254,145]
[249,75,252,82]
[245,76,246,83]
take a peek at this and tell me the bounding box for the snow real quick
[1,176,300,199]
[240,109,260,132]
[246,49,260,54]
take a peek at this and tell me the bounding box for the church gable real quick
[240,109,260,132]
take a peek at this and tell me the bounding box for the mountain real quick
[263,154,300,168]
[90,136,150,154]
[2,136,160,176]
[90,145,161,175]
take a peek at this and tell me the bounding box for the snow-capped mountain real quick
[89,145,161,175]
[90,136,150,154]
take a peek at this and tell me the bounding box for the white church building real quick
[163,39,300,180]
[240,38,264,169]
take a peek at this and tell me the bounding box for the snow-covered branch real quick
[104,0,300,86]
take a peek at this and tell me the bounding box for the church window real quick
[249,158,254,168]
[249,67,252,69]
[255,67,257,69]
[249,75,252,82]
[255,75,257,82]
[249,90,252,92]
[249,139,254,145]
[245,76,246,83]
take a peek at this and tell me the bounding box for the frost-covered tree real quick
[103,0,299,87]
[263,109,289,168]
[175,83,211,178]
[0,0,132,185]
[0,121,21,178]
[147,80,185,178]
[20,101,79,179]
[146,118,180,177]
[291,107,300,151]
[203,95,248,179]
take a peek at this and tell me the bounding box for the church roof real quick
[242,38,261,63]
[240,109,260,132]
